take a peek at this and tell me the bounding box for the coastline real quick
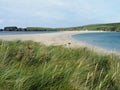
[0,31,118,55]
[0,31,100,46]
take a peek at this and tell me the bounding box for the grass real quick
[2,22,120,31]
[0,40,120,90]
[26,23,120,31]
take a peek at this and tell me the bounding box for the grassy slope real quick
[26,23,120,31]
[79,23,120,31]
[0,40,120,90]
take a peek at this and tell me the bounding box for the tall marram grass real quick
[0,40,120,90]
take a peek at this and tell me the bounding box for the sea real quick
[0,31,57,35]
[72,32,120,52]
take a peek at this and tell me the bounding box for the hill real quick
[1,22,120,31]
[55,23,120,31]
[77,23,120,31]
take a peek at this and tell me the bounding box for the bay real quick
[0,31,57,35]
[72,32,120,52]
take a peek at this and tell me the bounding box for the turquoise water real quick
[0,31,57,35]
[72,32,120,52]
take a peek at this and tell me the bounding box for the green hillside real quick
[1,22,120,31]
[26,27,55,31]
[79,23,120,31]
[26,23,120,31]
[57,23,120,31]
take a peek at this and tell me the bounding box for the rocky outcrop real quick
[4,26,18,31]
[0,29,3,31]
[0,26,28,31]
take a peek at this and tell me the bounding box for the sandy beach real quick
[0,31,108,52]
[0,31,99,46]
[0,31,119,55]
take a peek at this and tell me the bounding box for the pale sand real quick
[0,31,118,54]
[0,31,99,46]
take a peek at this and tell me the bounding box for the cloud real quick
[0,0,120,28]
[0,19,4,24]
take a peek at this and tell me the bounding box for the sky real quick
[0,0,120,28]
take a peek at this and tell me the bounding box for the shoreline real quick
[0,31,101,46]
[0,31,119,55]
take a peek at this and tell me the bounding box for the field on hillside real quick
[0,40,120,90]
[1,23,120,31]
[26,23,120,31]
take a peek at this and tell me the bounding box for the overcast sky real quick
[0,0,120,28]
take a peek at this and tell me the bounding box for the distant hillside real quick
[78,23,120,31]
[28,23,120,31]
[1,23,120,31]
[58,23,120,31]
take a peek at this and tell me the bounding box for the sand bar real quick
[0,31,99,46]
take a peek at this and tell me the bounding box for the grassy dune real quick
[0,40,120,90]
